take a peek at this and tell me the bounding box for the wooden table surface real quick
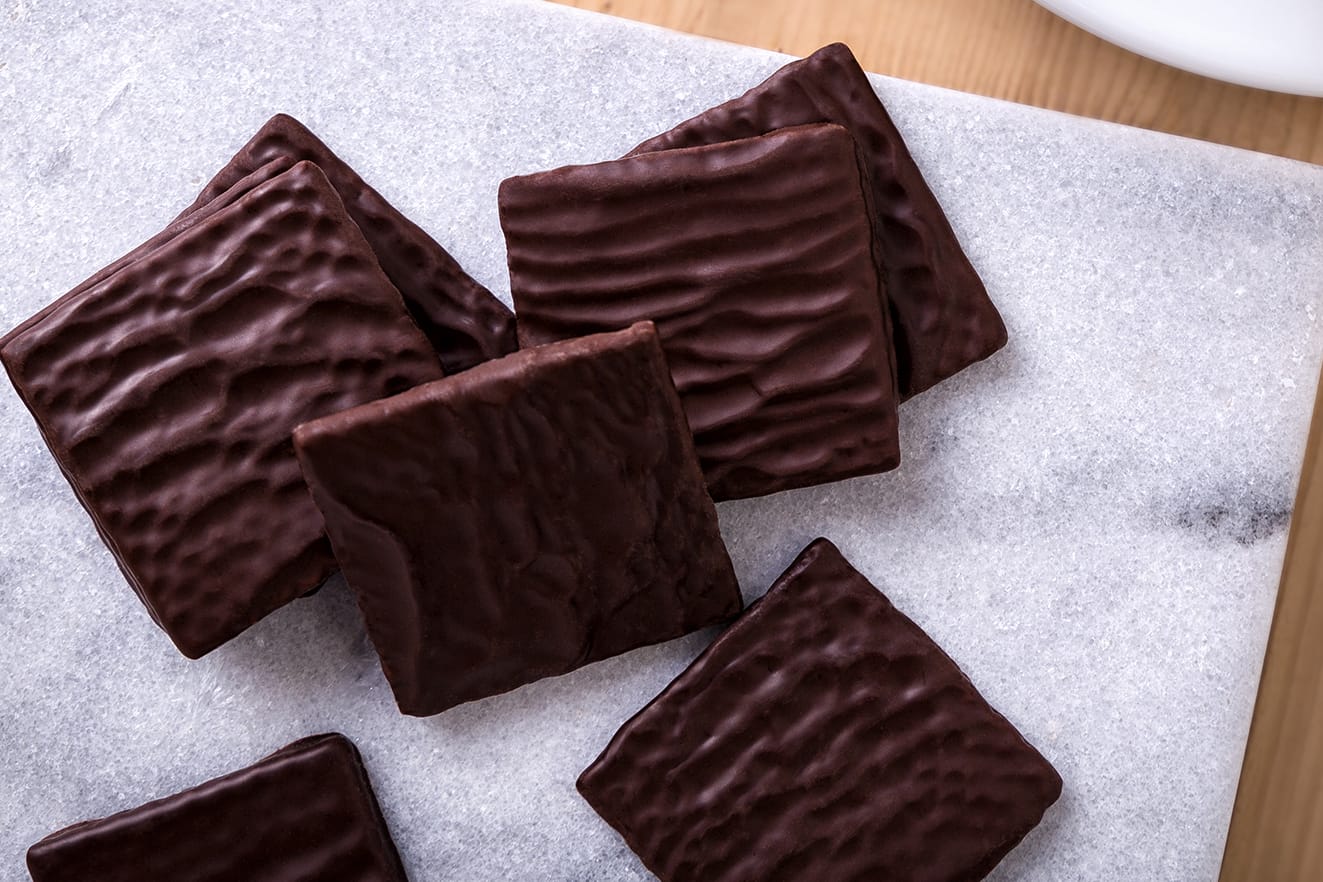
[554,1,1323,878]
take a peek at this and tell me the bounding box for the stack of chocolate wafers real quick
[7,44,1056,882]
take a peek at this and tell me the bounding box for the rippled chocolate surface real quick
[186,114,516,374]
[502,124,900,501]
[0,162,444,657]
[632,44,1007,399]
[579,538,1062,882]
[27,734,407,882]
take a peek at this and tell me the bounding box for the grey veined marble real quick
[3,1,1323,880]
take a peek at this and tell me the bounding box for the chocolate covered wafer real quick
[501,124,900,501]
[632,44,1007,399]
[0,161,444,658]
[27,734,407,882]
[579,538,1062,882]
[294,322,742,716]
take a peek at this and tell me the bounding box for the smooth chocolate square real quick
[501,123,900,501]
[578,538,1062,882]
[0,161,444,658]
[294,323,742,716]
[27,734,407,882]
[631,43,1007,400]
[184,113,516,374]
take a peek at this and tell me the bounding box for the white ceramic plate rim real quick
[1036,0,1323,97]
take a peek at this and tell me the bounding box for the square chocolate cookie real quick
[501,123,900,501]
[578,538,1062,882]
[293,322,742,716]
[632,43,1007,399]
[27,734,407,882]
[0,161,444,658]
[185,113,516,373]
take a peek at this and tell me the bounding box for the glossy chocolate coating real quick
[184,113,516,374]
[631,43,1007,399]
[26,734,407,882]
[578,538,1062,882]
[1,156,301,348]
[501,124,900,501]
[294,323,742,716]
[0,162,444,658]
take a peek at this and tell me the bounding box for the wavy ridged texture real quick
[631,43,1007,400]
[578,538,1062,882]
[294,323,742,716]
[26,734,408,882]
[185,113,516,374]
[0,162,444,658]
[0,157,303,349]
[501,124,900,501]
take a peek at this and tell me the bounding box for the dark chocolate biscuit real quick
[27,734,408,882]
[501,124,900,501]
[578,538,1062,882]
[294,323,742,716]
[0,161,444,658]
[184,113,516,374]
[631,43,1007,399]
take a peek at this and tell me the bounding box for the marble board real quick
[2,0,1323,879]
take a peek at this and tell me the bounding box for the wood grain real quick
[556,0,1323,165]
[1223,406,1323,881]
[552,1,1323,879]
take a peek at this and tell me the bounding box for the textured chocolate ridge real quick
[631,43,1007,399]
[578,538,1062,882]
[1,161,444,657]
[0,155,299,354]
[26,734,408,882]
[185,113,516,374]
[501,124,900,501]
[294,323,742,716]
